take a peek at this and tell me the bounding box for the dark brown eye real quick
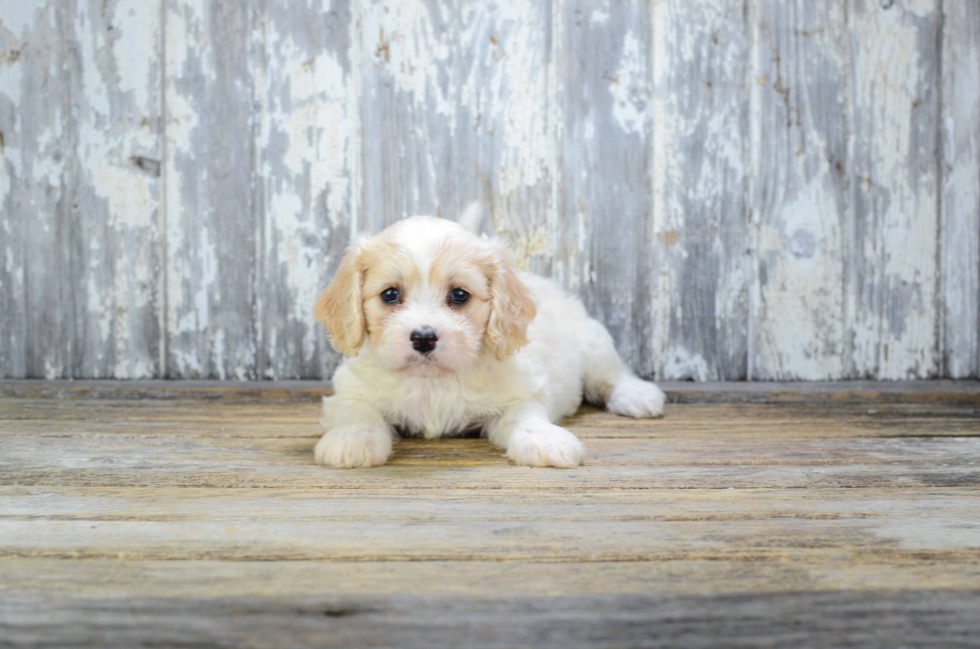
[380,288,401,304]
[449,288,470,305]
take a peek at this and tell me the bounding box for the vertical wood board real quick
[0,3,73,379]
[68,0,163,379]
[651,0,750,380]
[749,0,849,380]
[253,0,356,380]
[940,0,980,379]
[847,0,942,379]
[164,0,257,379]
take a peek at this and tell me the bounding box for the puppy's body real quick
[315,216,664,468]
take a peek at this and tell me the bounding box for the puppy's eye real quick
[449,288,470,306]
[380,288,401,304]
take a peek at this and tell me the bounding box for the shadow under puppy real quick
[314,213,665,468]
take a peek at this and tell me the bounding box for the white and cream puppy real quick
[313,214,665,469]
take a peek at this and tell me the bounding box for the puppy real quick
[313,214,665,468]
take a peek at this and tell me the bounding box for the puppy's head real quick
[315,216,536,376]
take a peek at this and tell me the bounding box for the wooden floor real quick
[1,381,979,647]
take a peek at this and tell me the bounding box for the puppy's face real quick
[315,217,536,376]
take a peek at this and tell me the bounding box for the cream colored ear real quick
[315,245,366,357]
[485,248,537,360]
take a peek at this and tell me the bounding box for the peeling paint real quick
[0,0,976,381]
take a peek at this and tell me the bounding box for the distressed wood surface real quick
[70,0,163,380]
[652,0,750,381]
[749,0,848,380]
[0,3,73,379]
[941,0,980,379]
[164,0,257,380]
[1,0,978,381]
[848,0,942,380]
[0,385,978,646]
[253,0,356,381]
[560,0,653,370]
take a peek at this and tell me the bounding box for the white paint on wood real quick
[651,0,750,380]
[749,0,849,380]
[70,0,162,379]
[941,1,980,378]
[0,0,977,381]
[254,0,356,380]
[848,0,941,379]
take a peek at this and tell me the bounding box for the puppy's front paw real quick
[506,423,585,468]
[606,377,666,418]
[314,426,393,468]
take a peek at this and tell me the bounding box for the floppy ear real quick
[315,244,366,357]
[485,247,537,360]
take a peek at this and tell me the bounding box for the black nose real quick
[410,327,438,354]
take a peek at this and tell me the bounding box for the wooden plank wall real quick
[0,0,977,381]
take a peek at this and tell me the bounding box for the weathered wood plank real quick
[749,0,849,380]
[4,432,979,490]
[2,485,977,561]
[651,0,750,381]
[941,0,980,379]
[253,0,355,381]
[68,0,163,379]
[1,399,977,440]
[164,0,257,379]
[561,0,653,372]
[0,3,73,379]
[2,589,978,648]
[847,0,942,379]
[4,556,980,599]
[359,0,553,245]
[4,378,980,403]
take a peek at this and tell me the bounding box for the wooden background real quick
[0,0,977,382]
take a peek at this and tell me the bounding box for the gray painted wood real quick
[749,1,849,380]
[164,0,257,380]
[253,0,355,380]
[359,0,554,259]
[848,0,942,380]
[0,3,73,379]
[1,0,978,380]
[4,591,978,649]
[561,0,653,373]
[651,0,750,380]
[69,0,163,379]
[941,0,980,379]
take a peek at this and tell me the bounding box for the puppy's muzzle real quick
[410,327,438,354]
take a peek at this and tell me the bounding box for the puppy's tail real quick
[458,201,486,234]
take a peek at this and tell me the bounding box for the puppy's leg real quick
[487,402,585,468]
[315,397,395,469]
[580,318,666,418]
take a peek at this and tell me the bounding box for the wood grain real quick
[941,0,980,379]
[651,0,750,381]
[0,2,73,379]
[253,0,355,381]
[847,0,942,380]
[0,387,979,645]
[2,1,979,380]
[163,0,257,380]
[69,0,163,379]
[560,0,652,370]
[749,0,848,380]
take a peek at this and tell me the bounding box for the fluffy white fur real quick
[314,215,665,469]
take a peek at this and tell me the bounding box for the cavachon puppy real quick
[314,213,665,469]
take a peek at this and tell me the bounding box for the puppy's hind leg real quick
[579,318,666,419]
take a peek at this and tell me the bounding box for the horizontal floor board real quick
[5,557,980,599]
[4,379,980,404]
[2,590,979,648]
[2,401,977,440]
[1,485,978,562]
